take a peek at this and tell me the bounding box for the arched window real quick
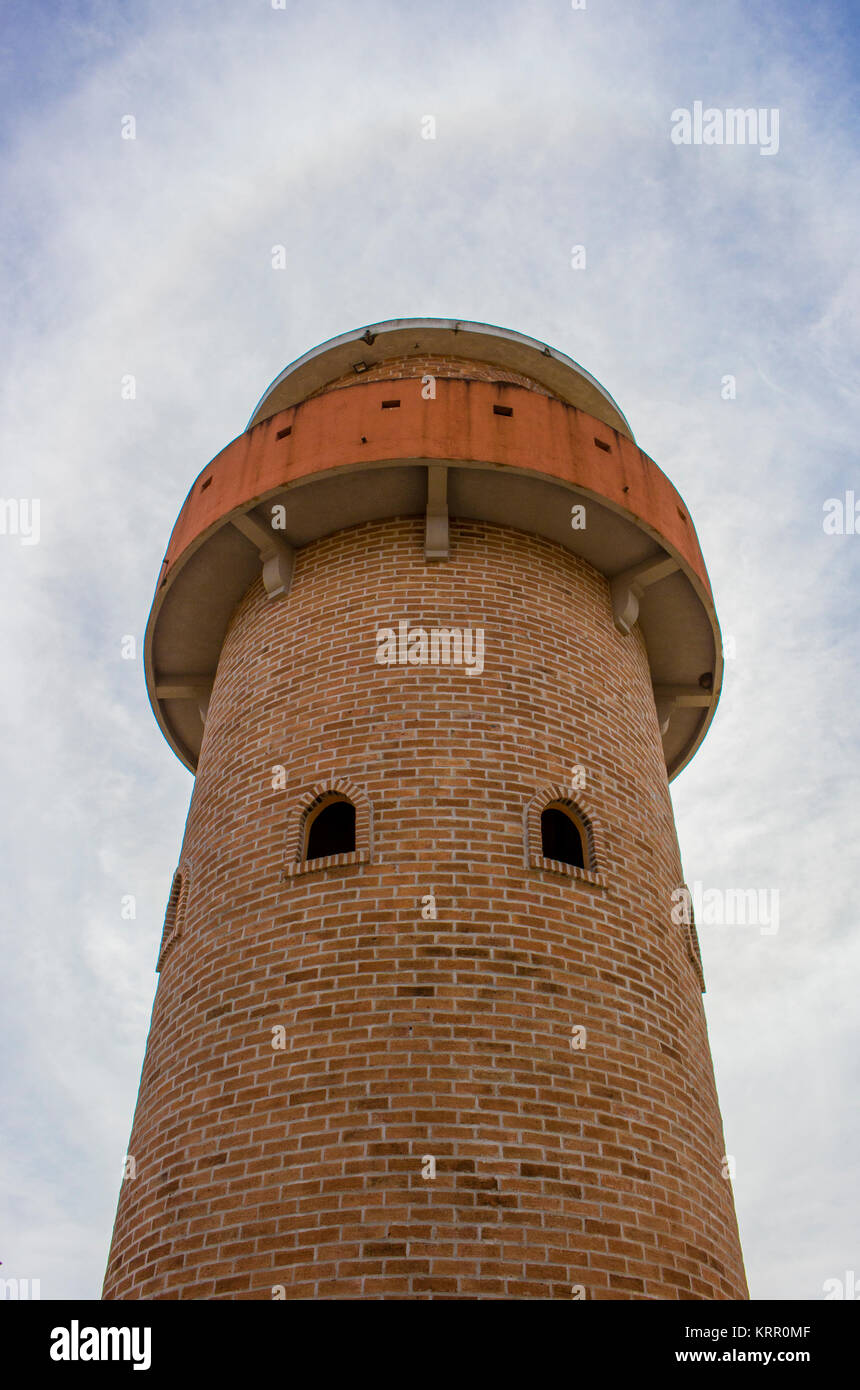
[676,881,706,993]
[285,778,373,877]
[541,804,585,869]
[524,784,606,886]
[156,864,190,972]
[305,795,356,860]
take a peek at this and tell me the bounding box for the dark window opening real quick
[594,437,611,452]
[541,807,585,869]
[381,399,401,409]
[305,799,356,860]
[276,425,292,439]
[493,404,514,417]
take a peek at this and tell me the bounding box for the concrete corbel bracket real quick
[231,508,295,598]
[611,554,680,635]
[424,464,449,560]
[154,677,215,727]
[652,683,713,737]
[654,690,675,736]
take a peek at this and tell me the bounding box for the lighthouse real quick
[103,318,747,1300]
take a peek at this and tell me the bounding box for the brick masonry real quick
[103,516,748,1300]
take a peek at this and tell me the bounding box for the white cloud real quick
[1,0,858,1300]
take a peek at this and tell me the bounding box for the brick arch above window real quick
[674,882,706,994]
[285,777,372,877]
[686,915,706,994]
[524,783,607,887]
[156,862,191,972]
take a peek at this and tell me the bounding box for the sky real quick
[0,0,858,1302]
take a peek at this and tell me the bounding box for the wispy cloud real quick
[1,0,858,1299]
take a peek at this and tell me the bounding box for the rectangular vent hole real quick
[381,399,401,409]
[493,404,514,417]
[200,477,213,491]
[594,437,611,452]
[276,426,292,439]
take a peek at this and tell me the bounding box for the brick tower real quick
[103,319,747,1300]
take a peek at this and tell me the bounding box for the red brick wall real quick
[103,517,747,1300]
